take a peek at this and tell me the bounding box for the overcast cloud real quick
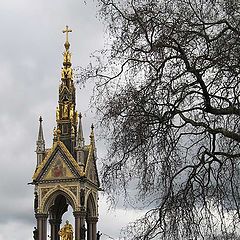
[0,1,143,239]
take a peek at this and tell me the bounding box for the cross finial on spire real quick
[63,25,72,42]
[63,25,72,51]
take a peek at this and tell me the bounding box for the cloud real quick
[0,1,141,240]
[0,221,34,240]
[98,195,146,240]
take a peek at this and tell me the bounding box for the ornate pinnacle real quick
[90,124,95,145]
[76,113,85,148]
[36,116,45,154]
[37,116,44,142]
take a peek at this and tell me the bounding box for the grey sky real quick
[0,1,144,239]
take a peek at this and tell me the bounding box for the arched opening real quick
[87,193,96,218]
[43,189,76,213]
[86,193,98,240]
[43,190,76,240]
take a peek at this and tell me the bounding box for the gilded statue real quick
[70,104,74,120]
[63,104,68,118]
[56,107,60,120]
[58,220,73,240]
[61,67,72,79]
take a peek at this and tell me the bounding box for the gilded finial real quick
[62,25,73,72]
[63,25,72,51]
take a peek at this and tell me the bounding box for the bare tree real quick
[84,0,240,239]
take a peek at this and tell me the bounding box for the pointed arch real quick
[86,192,97,217]
[42,187,78,213]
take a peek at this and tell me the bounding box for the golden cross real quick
[63,25,72,43]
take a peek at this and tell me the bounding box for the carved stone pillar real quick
[87,221,92,240]
[92,223,96,240]
[74,210,86,240]
[87,217,98,240]
[35,213,48,240]
[90,217,98,240]
[49,219,61,240]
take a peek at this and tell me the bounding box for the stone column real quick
[49,219,61,240]
[87,221,92,240]
[74,210,86,240]
[92,218,97,240]
[35,213,48,240]
[88,217,98,240]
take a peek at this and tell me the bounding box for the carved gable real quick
[85,146,100,186]
[42,151,75,180]
[33,141,84,182]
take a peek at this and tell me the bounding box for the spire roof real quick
[36,116,45,155]
[37,116,44,142]
[90,123,95,147]
[76,113,85,148]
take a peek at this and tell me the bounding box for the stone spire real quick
[75,113,85,165]
[90,124,97,155]
[88,124,98,172]
[90,124,95,145]
[36,116,45,165]
[76,113,85,148]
